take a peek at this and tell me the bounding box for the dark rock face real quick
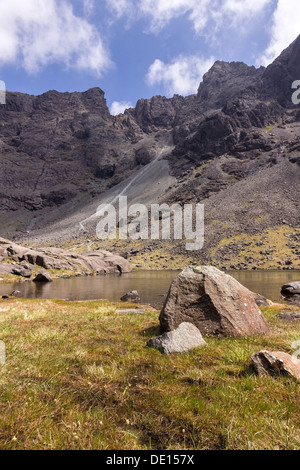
[262,35,300,107]
[135,147,156,166]
[0,36,300,255]
[159,267,270,338]
[0,87,146,220]
[33,271,53,283]
[197,61,264,109]
[281,282,300,296]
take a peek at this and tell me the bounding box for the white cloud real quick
[0,0,113,76]
[112,0,273,34]
[139,0,192,32]
[83,0,95,17]
[105,0,135,23]
[146,55,215,96]
[110,100,133,115]
[259,0,300,66]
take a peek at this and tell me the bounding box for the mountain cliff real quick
[0,36,300,270]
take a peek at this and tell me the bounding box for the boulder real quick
[12,266,32,278]
[147,322,207,355]
[251,350,300,382]
[159,266,270,338]
[120,290,141,303]
[33,271,53,283]
[281,282,300,297]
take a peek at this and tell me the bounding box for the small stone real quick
[147,322,207,355]
[120,291,141,303]
[277,312,300,321]
[251,350,300,382]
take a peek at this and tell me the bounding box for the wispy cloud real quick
[106,0,134,19]
[0,0,113,76]
[110,100,133,115]
[146,55,215,96]
[109,0,273,34]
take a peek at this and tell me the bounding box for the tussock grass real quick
[0,299,299,450]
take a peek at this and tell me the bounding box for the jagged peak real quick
[197,60,263,108]
[262,34,300,106]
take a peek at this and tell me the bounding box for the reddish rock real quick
[159,266,270,338]
[251,350,300,382]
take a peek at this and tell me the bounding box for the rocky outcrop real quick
[262,35,300,107]
[251,350,300,382]
[159,266,270,338]
[147,322,206,355]
[12,266,32,278]
[0,36,300,263]
[197,61,264,110]
[0,237,131,275]
[281,282,300,296]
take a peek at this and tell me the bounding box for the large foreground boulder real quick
[251,350,300,382]
[159,266,270,338]
[147,322,206,355]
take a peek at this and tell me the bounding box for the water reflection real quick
[0,270,299,307]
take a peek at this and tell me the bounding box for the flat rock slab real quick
[0,263,17,274]
[160,266,270,338]
[277,312,300,321]
[147,322,207,355]
[0,238,132,275]
[251,350,300,382]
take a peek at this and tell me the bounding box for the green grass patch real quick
[0,299,299,450]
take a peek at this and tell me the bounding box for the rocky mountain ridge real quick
[1,36,300,269]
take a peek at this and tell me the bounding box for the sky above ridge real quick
[0,0,299,114]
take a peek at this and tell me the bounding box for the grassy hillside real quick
[0,298,299,450]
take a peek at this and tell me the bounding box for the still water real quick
[0,270,299,307]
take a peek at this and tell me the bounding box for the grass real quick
[0,299,299,450]
[211,225,300,269]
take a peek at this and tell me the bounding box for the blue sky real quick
[0,0,299,114]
